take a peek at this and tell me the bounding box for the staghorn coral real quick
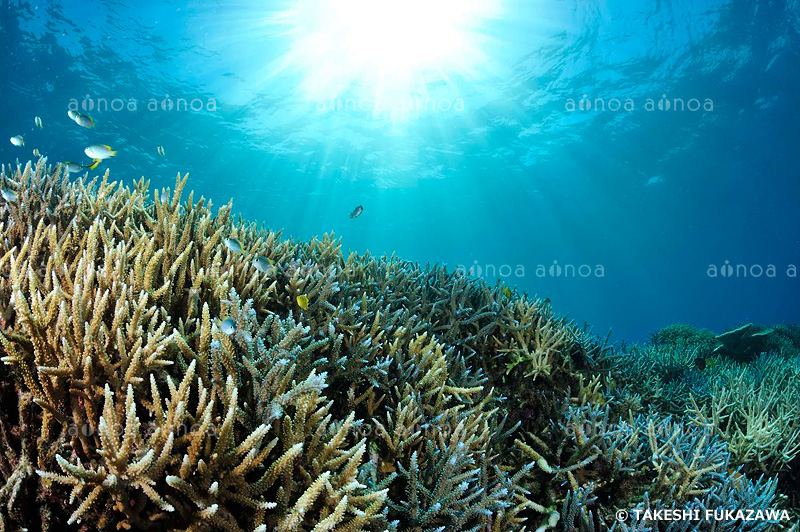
[518,405,734,511]
[0,159,579,530]
[598,326,800,523]
[762,325,800,357]
[600,342,714,412]
[604,327,800,480]
[687,354,800,476]
[0,159,792,531]
[650,324,717,355]
[539,408,783,531]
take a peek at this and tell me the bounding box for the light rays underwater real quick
[0,0,799,528]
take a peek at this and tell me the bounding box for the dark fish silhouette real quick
[349,205,363,218]
[694,357,715,370]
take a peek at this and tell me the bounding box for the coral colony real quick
[0,159,796,531]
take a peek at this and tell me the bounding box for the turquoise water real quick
[1,0,798,341]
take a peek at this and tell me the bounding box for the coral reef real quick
[0,159,794,531]
[650,324,717,355]
[763,325,800,357]
[604,323,800,513]
[713,324,775,363]
[650,322,800,363]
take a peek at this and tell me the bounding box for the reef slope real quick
[0,160,789,531]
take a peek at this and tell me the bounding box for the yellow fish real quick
[296,294,309,310]
[503,286,512,298]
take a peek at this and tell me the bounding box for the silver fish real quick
[74,113,95,129]
[349,205,363,218]
[85,144,116,159]
[219,318,236,335]
[223,237,243,254]
[253,255,275,274]
[63,162,83,173]
[1,189,18,202]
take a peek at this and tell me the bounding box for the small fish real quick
[34,116,43,129]
[160,189,168,203]
[73,113,95,128]
[219,317,236,335]
[503,286,512,298]
[296,294,309,310]
[84,145,116,160]
[68,109,79,120]
[223,237,243,254]
[727,468,747,489]
[349,205,363,218]
[10,135,24,147]
[157,145,165,157]
[694,357,715,371]
[63,161,84,173]
[33,148,41,157]
[253,255,275,274]
[1,189,18,202]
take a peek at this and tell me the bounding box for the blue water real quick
[1,0,798,341]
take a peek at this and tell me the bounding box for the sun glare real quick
[273,0,496,103]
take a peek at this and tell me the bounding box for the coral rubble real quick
[0,159,793,531]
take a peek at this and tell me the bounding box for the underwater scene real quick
[1,0,799,530]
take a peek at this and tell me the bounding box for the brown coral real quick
[0,159,602,531]
[4,159,764,532]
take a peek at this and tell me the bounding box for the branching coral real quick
[515,402,787,530]
[0,160,574,531]
[687,354,800,475]
[601,329,800,478]
[650,324,717,354]
[0,159,791,531]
